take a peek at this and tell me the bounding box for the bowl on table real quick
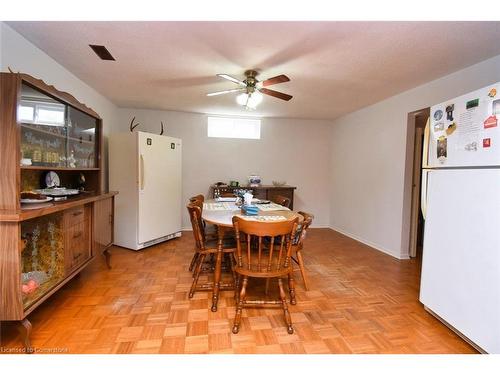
[272,180,286,187]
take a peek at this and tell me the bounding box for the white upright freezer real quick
[109,131,182,250]
[420,82,500,353]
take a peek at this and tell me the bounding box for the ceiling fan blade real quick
[217,74,246,86]
[259,88,293,101]
[260,74,290,87]
[207,88,245,97]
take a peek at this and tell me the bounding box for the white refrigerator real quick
[420,82,500,353]
[109,131,182,250]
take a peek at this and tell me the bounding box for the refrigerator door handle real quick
[422,117,430,168]
[421,169,429,219]
[140,154,145,190]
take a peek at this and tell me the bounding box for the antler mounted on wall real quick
[129,117,166,135]
[130,117,140,132]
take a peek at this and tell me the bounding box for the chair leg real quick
[288,272,296,305]
[232,276,248,334]
[278,278,293,334]
[229,253,237,286]
[189,253,206,298]
[189,252,199,272]
[229,253,241,302]
[295,249,309,291]
[234,274,242,302]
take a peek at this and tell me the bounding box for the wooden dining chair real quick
[232,216,299,334]
[187,194,225,271]
[291,211,314,291]
[272,194,291,209]
[186,204,236,298]
[189,194,205,204]
[187,195,206,271]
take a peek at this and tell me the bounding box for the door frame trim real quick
[400,107,430,259]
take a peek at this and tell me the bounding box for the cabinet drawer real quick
[70,243,90,270]
[64,206,86,227]
[67,222,86,246]
[65,221,91,273]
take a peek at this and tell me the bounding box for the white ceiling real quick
[8,21,500,120]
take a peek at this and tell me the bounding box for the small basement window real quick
[207,116,261,139]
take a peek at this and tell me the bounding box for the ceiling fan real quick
[207,70,292,109]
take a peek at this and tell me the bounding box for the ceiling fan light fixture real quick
[236,92,248,106]
[209,70,291,108]
[236,91,263,109]
[248,91,263,108]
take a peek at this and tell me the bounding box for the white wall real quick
[6,20,500,260]
[116,108,332,230]
[0,22,119,189]
[330,54,500,259]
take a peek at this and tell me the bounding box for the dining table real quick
[201,199,302,312]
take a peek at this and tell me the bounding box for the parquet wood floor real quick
[0,229,476,354]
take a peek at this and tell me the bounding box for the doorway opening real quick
[406,108,430,259]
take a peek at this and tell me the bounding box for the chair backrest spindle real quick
[232,216,298,275]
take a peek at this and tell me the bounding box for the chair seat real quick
[234,265,292,279]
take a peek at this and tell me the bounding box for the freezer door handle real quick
[422,117,430,168]
[421,169,430,219]
[140,154,145,190]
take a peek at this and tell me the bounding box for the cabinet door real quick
[93,197,113,255]
[252,188,267,200]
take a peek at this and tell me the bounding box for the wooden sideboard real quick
[0,72,117,349]
[210,185,297,209]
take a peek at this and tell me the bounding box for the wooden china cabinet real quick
[0,72,117,349]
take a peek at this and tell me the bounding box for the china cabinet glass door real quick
[18,83,98,169]
[21,213,65,310]
[67,107,97,168]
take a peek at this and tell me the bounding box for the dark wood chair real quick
[273,194,291,209]
[186,204,236,298]
[292,211,314,291]
[232,216,299,334]
[187,194,224,271]
[187,195,206,271]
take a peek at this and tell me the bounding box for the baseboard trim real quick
[328,225,407,260]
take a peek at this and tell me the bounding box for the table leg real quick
[211,225,226,312]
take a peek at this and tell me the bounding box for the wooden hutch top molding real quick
[16,73,101,120]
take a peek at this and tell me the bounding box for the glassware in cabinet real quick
[67,106,97,168]
[19,84,68,167]
[18,83,99,169]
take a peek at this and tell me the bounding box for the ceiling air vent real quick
[89,44,115,61]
